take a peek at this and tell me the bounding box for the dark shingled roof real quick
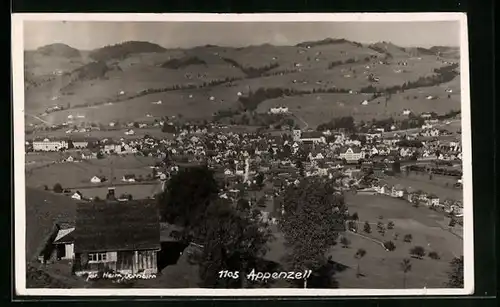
[73,200,160,253]
[301,131,324,139]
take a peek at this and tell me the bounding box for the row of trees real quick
[221,58,280,78]
[161,56,208,69]
[316,116,356,132]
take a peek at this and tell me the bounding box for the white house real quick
[71,191,82,200]
[339,147,364,162]
[402,109,412,116]
[361,100,369,106]
[90,176,101,183]
[122,174,136,182]
[269,107,289,114]
[391,185,405,198]
[33,138,68,152]
[125,129,135,136]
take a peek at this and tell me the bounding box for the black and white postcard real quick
[12,13,473,296]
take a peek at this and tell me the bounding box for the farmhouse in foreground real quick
[72,200,160,276]
[37,199,161,276]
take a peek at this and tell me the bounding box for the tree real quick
[393,233,400,241]
[383,241,396,251]
[158,166,219,228]
[392,159,401,174]
[428,251,441,260]
[43,185,48,191]
[403,234,413,243]
[400,258,412,288]
[351,212,359,221]
[377,221,386,236]
[449,218,457,227]
[53,183,63,193]
[280,177,347,288]
[162,122,177,133]
[236,198,250,212]
[363,221,372,233]
[354,248,367,277]
[255,173,265,188]
[446,256,464,288]
[409,246,426,259]
[387,221,395,230]
[196,200,273,288]
[340,236,351,248]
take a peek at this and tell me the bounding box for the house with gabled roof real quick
[339,146,364,163]
[72,200,160,276]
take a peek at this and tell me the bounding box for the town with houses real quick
[26,111,464,220]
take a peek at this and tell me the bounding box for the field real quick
[332,194,462,288]
[26,154,159,190]
[27,128,174,141]
[264,193,462,289]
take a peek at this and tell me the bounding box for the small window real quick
[89,253,107,262]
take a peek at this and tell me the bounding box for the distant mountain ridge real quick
[35,43,81,58]
[31,39,460,58]
[296,38,363,48]
[88,41,167,62]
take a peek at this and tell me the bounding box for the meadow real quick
[332,193,462,288]
[263,193,462,289]
[25,155,159,189]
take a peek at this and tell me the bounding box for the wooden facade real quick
[73,249,158,275]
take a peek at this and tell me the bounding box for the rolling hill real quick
[36,43,82,58]
[23,38,461,128]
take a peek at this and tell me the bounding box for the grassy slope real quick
[24,41,461,128]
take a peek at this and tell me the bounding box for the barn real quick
[72,200,160,276]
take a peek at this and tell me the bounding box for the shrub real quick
[449,218,457,227]
[404,234,413,243]
[53,183,63,193]
[387,221,395,229]
[428,251,441,260]
[363,221,372,233]
[383,241,396,251]
[410,246,426,259]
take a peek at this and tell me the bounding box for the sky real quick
[23,21,460,51]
